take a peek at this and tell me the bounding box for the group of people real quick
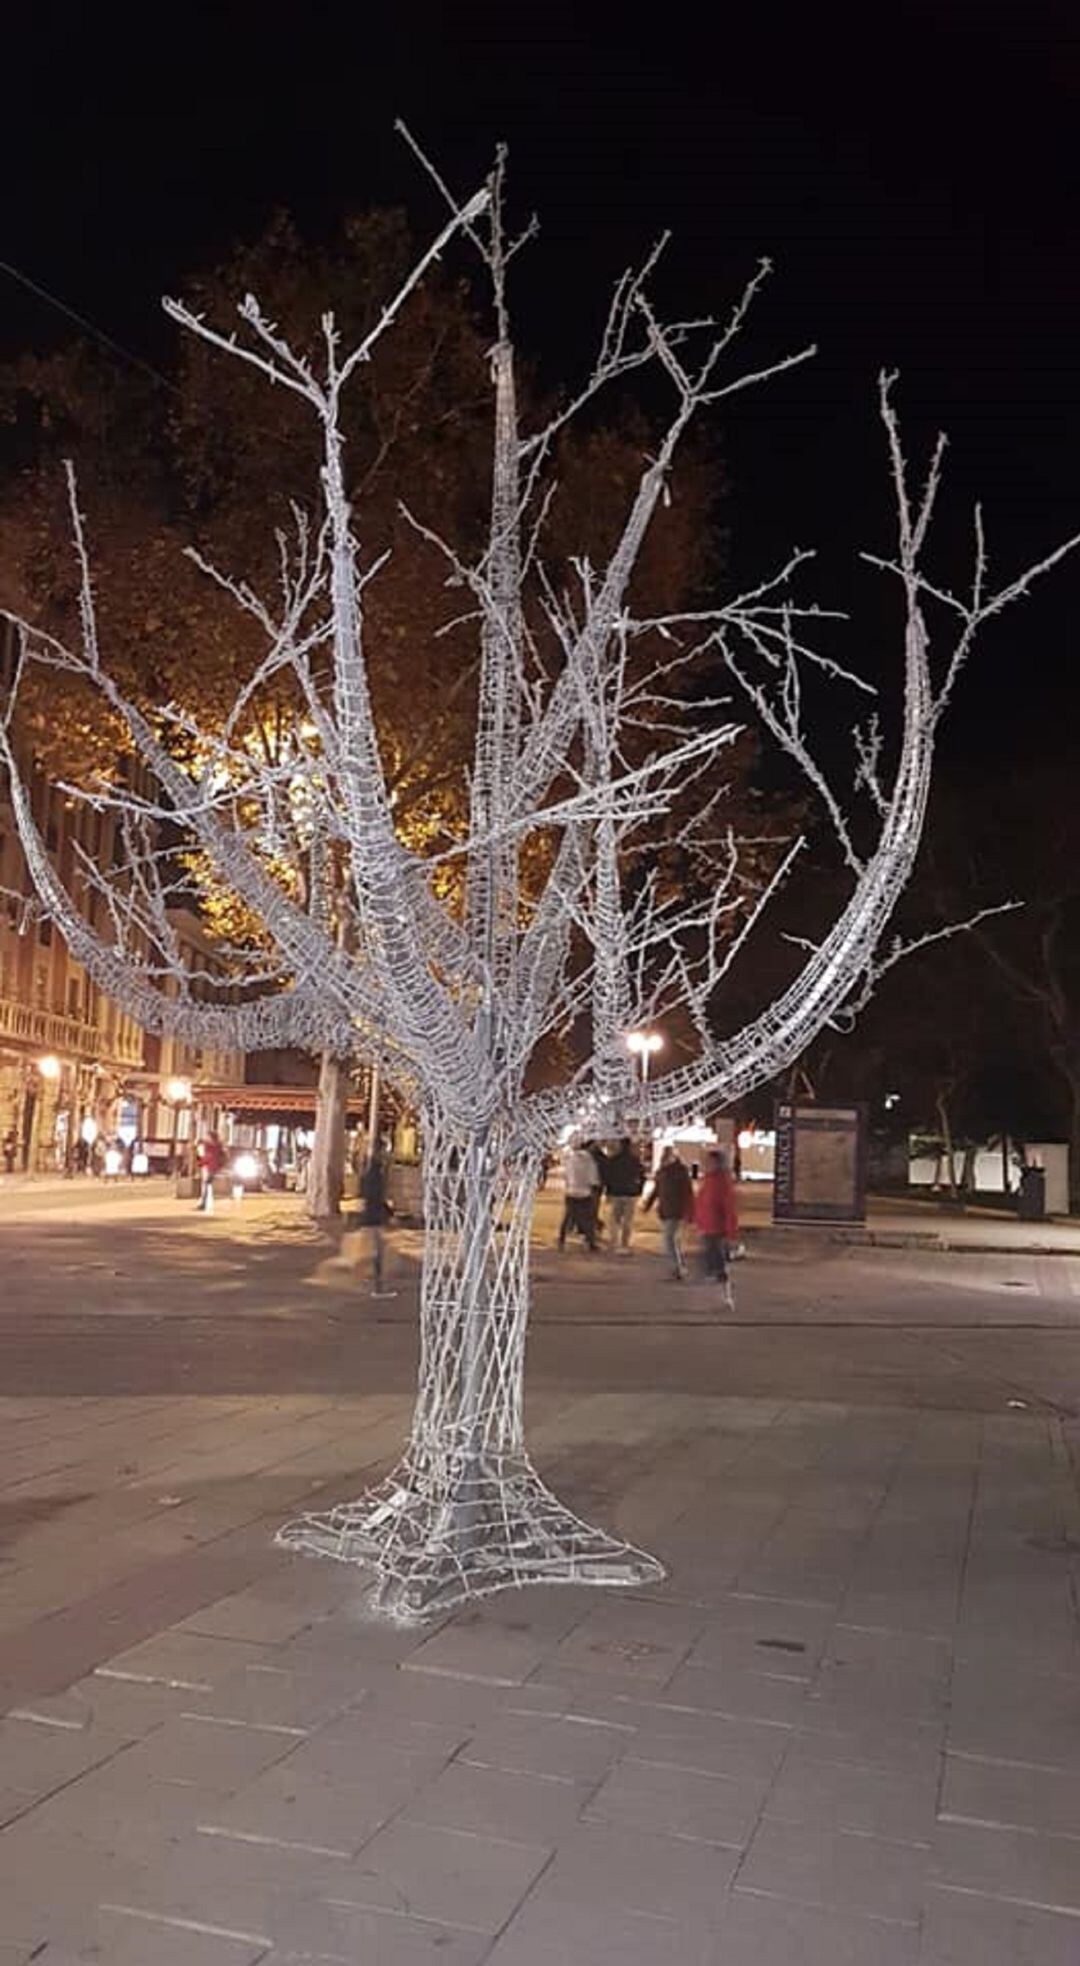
[558,1135,646,1254]
[559,1137,740,1296]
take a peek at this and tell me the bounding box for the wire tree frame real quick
[3,136,1076,1621]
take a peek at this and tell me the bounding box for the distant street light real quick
[164,1076,194,1195]
[626,1029,663,1085]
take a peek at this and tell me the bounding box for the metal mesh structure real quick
[5,139,1076,1621]
[279,1120,662,1618]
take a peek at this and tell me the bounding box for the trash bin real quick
[1017,1165,1046,1222]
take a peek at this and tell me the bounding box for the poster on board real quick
[773,1102,867,1223]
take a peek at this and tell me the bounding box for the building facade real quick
[0,622,243,1172]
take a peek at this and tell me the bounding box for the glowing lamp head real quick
[233,1152,259,1182]
[165,1077,192,1106]
[37,1054,61,1081]
[625,1030,663,1058]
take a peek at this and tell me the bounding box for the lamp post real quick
[35,1053,67,1172]
[625,1029,663,1086]
[165,1076,193,1196]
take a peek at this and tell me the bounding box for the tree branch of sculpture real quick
[4,142,1077,1624]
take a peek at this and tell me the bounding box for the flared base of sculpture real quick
[276,1450,664,1624]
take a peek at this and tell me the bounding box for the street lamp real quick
[164,1077,193,1194]
[35,1054,69,1172]
[626,1029,663,1085]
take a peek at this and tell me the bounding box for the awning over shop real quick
[193,1083,368,1120]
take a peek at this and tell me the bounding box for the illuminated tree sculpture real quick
[3,139,1076,1620]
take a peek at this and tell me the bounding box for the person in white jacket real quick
[558,1141,600,1251]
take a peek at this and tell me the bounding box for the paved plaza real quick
[1,1185,1079,1962]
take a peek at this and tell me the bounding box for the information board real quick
[773,1102,866,1223]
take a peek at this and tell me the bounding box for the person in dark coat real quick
[359,1148,395,1296]
[603,1136,646,1252]
[643,1146,695,1280]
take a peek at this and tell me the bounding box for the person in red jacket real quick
[694,1148,739,1300]
[196,1130,225,1214]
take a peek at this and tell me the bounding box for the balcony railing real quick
[0,995,142,1067]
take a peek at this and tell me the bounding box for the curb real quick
[745,1224,1078,1258]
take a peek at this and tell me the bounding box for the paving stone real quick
[694,1591,836,1636]
[735,1817,927,1925]
[28,1669,195,1739]
[197,1752,423,1856]
[822,1622,952,1678]
[331,1819,551,1932]
[0,1715,126,1796]
[104,1827,346,1943]
[277,1706,463,1787]
[836,1591,957,1638]
[0,1834,150,1952]
[176,1588,327,1645]
[403,1758,593,1843]
[462,1710,631,1784]
[547,1599,703,1685]
[626,1706,792,1785]
[485,1895,713,1965]
[534,1820,738,1921]
[805,1658,948,1725]
[400,1621,552,1687]
[946,1707,1080,1772]
[105,1712,301,1792]
[931,1818,1080,1914]
[0,1790,38,1830]
[259,1910,485,1966]
[181,1658,365,1734]
[524,1661,675,1708]
[259,1897,498,1963]
[662,1662,810,1725]
[763,1739,939,1844]
[94,1630,271,1692]
[920,1884,1080,1964]
[583,1755,766,1846]
[2,1764,221,1865]
[794,1704,945,1772]
[684,1629,817,1680]
[358,1668,504,1732]
[709,1891,920,1964]
[939,1751,1080,1839]
[39,1907,267,1963]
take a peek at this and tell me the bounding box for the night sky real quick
[2,0,1078,763]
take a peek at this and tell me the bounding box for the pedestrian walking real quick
[558,1140,600,1250]
[694,1148,740,1306]
[585,1140,607,1242]
[196,1131,225,1212]
[2,1128,16,1175]
[359,1146,396,1297]
[603,1135,646,1252]
[643,1146,695,1279]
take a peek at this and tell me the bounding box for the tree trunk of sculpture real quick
[278,1113,662,1619]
